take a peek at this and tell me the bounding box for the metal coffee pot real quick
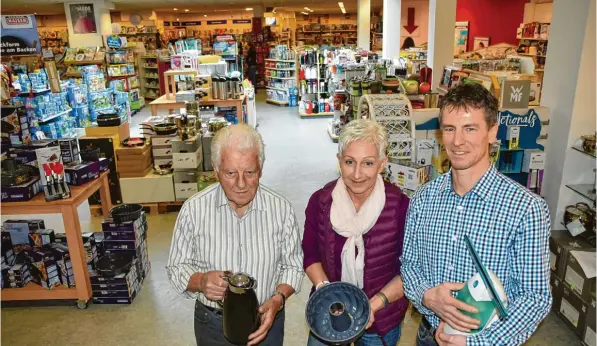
[218,272,261,344]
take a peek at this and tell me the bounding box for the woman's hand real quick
[365,294,385,329]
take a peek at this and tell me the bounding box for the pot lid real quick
[228,272,252,288]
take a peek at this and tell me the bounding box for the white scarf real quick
[330,175,386,288]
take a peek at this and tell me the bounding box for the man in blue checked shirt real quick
[401,83,552,346]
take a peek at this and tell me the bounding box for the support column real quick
[542,0,594,224]
[427,0,456,89]
[382,0,401,59]
[64,0,113,47]
[357,0,371,51]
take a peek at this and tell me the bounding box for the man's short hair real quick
[439,83,499,128]
[211,124,265,170]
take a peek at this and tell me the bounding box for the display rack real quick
[264,58,298,106]
[297,47,333,117]
[106,49,144,113]
[140,55,161,100]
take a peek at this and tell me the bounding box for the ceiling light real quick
[309,9,314,12]
[301,11,309,15]
[204,15,207,17]
[340,8,346,14]
[173,8,178,10]
[34,12,37,15]
[177,18,180,21]
[245,7,253,10]
[185,9,189,12]
[304,7,310,10]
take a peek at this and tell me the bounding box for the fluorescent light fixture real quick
[301,11,309,15]
[204,14,207,17]
[272,8,276,13]
[304,7,310,10]
[185,9,189,12]
[173,8,178,10]
[245,7,253,10]
[338,2,346,13]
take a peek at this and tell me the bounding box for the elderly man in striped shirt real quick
[401,83,552,346]
[166,124,304,346]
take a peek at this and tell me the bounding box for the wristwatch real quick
[272,291,286,311]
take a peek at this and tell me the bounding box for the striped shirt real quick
[166,183,304,308]
[401,164,552,345]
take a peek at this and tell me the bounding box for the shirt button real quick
[449,265,454,271]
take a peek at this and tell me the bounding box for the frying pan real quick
[140,122,178,136]
[96,253,134,277]
[122,137,146,147]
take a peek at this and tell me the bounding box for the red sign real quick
[6,16,29,25]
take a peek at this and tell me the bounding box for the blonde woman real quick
[302,119,410,346]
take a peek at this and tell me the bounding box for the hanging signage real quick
[207,20,227,25]
[213,34,237,56]
[182,21,201,26]
[1,15,41,56]
[69,3,97,34]
[106,35,123,49]
[233,19,251,24]
[172,21,181,27]
[164,21,171,27]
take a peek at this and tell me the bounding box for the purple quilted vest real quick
[310,180,410,336]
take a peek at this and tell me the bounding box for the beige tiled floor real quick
[1,98,580,345]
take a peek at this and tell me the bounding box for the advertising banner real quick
[69,3,97,34]
[1,15,41,56]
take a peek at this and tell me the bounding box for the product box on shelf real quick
[84,121,130,146]
[1,105,31,145]
[171,135,202,154]
[560,284,590,337]
[522,150,546,172]
[50,243,75,288]
[584,293,596,346]
[415,139,435,166]
[550,231,595,280]
[153,156,173,168]
[564,250,596,302]
[7,263,32,288]
[384,160,431,192]
[173,148,202,170]
[98,157,110,172]
[78,135,119,161]
[89,170,122,205]
[23,248,61,289]
[507,126,520,150]
[3,219,45,231]
[151,135,177,147]
[1,178,43,203]
[34,146,62,185]
[82,232,98,272]
[58,138,80,165]
[152,146,173,157]
[64,161,100,186]
[101,212,147,233]
[8,147,38,167]
[173,168,202,200]
[115,142,152,174]
[119,172,175,203]
[28,229,55,247]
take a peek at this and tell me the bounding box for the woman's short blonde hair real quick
[338,119,388,159]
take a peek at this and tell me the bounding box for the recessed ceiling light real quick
[173,8,178,10]
[304,7,310,10]
[301,11,309,15]
[177,18,180,21]
[245,7,253,10]
[204,15,207,17]
[185,9,189,12]
[34,12,37,14]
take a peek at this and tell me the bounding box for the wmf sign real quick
[500,79,531,109]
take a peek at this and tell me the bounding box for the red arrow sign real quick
[403,7,418,34]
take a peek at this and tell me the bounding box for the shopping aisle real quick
[1,99,578,346]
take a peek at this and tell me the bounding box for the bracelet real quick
[315,280,330,290]
[271,292,286,310]
[375,292,389,308]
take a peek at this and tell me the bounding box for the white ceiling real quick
[1,0,384,15]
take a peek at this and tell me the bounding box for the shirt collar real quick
[215,184,267,212]
[437,163,498,202]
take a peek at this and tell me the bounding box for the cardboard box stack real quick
[549,231,596,344]
[115,140,152,178]
[172,134,203,201]
[79,134,122,205]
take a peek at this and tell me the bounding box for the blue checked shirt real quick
[401,164,552,345]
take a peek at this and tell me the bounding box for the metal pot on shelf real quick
[229,77,242,99]
[217,76,228,100]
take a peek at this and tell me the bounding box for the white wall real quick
[541,0,595,224]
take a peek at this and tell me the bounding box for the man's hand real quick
[247,295,283,346]
[435,321,467,346]
[365,294,385,329]
[422,282,480,332]
[198,271,228,301]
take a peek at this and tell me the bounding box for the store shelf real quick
[141,55,158,59]
[265,58,295,63]
[572,146,596,158]
[300,112,334,118]
[65,72,83,78]
[265,67,295,71]
[39,108,73,123]
[18,88,51,95]
[517,37,548,41]
[108,74,136,79]
[327,121,339,142]
[519,53,547,58]
[535,69,545,72]
[266,76,295,80]
[565,184,596,202]
[145,86,160,89]
[65,60,105,66]
[143,66,158,69]
[266,86,289,93]
[1,283,78,301]
[266,99,289,105]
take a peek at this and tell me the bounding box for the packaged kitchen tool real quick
[35,145,71,201]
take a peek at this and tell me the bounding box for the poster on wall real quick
[1,15,41,56]
[473,36,490,50]
[69,3,97,34]
[454,21,469,55]
[212,34,237,56]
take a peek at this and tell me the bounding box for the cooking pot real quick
[581,134,596,155]
[218,272,260,344]
[97,111,121,127]
[140,123,178,136]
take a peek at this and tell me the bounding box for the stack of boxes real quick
[549,231,596,344]
[383,139,433,197]
[79,134,122,205]
[89,212,150,304]
[115,140,152,178]
[172,135,203,201]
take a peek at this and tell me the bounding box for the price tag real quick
[566,219,586,237]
